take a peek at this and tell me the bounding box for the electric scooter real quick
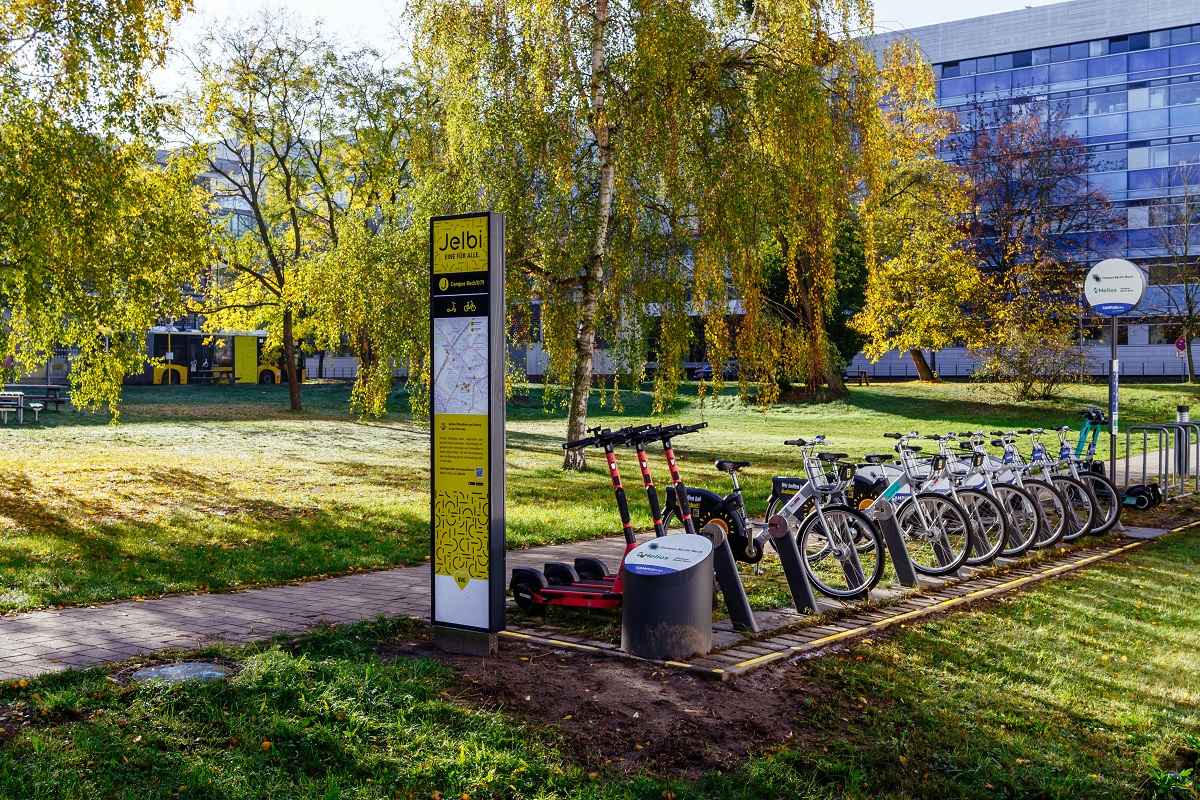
[508,425,648,614]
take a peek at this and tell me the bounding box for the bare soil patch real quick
[380,635,871,778]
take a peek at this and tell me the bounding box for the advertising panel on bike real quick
[430,212,506,635]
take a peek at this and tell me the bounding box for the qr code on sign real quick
[476,467,485,478]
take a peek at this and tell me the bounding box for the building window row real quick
[937,26,1200,79]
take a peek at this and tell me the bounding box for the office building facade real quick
[855,0,1200,379]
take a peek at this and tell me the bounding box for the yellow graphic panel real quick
[432,216,488,275]
[433,413,489,588]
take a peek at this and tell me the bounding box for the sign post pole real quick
[1110,316,1118,483]
[1084,258,1146,490]
[429,212,506,656]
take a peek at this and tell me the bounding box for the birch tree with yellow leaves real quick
[852,39,980,382]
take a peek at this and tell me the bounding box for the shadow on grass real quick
[0,472,432,612]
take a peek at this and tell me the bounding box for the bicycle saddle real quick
[900,444,923,452]
[863,454,891,464]
[816,452,848,462]
[714,459,751,473]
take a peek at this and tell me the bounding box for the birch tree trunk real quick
[563,0,614,471]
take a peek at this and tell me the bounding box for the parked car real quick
[693,361,739,380]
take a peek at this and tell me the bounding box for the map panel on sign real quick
[433,316,489,416]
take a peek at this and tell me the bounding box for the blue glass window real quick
[1172,26,1193,45]
[1051,45,1071,62]
[1171,141,1200,162]
[1129,168,1168,189]
[1088,92,1127,115]
[1110,37,1129,54]
[995,53,1013,71]
[960,59,978,76]
[1172,44,1200,66]
[1052,61,1088,82]
[1089,55,1127,77]
[938,76,975,98]
[1013,50,1033,68]
[976,56,994,73]
[1127,229,1156,248]
[1012,66,1048,88]
[1088,114,1127,135]
[1129,49,1169,72]
[1172,104,1200,125]
[1090,149,1128,171]
[1151,30,1171,48]
[1129,32,1150,51]
[1033,48,1051,65]
[1170,83,1200,104]
[978,71,1011,92]
[941,62,959,78]
[1130,109,1169,131]
[1063,118,1087,138]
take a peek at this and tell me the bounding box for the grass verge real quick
[1,530,1198,798]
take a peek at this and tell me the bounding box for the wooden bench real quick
[0,392,24,424]
[842,370,870,386]
[3,385,68,411]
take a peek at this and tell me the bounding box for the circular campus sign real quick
[623,534,713,576]
[1085,258,1146,316]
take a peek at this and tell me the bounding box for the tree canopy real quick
[0,0,208,414]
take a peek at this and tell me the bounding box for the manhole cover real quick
[130,662,232,684]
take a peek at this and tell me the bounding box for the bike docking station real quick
[500,423,1142,680]
[429,212,507,657]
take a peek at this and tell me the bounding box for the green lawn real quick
[0,380,1197,613]
[1,529,1197,798]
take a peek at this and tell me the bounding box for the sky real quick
[172,0,1068,56]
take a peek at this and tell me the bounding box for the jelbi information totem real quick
[430,212,505,635]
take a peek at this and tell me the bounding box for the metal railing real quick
[1124,423,1200,499]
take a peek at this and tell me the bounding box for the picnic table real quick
[842,369,870,387]
[3,384,68,411]
[188,367,239,386]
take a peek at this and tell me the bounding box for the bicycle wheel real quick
[957,488,1009,566]
[1077,472,1121,535]
[1023,479,1066,548]
[895,493,972,576]
[991,483,1040,557]
[797,505,885,600]
[1052,475,1096,543]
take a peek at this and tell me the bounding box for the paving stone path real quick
[0,527,1173,682]
[0,536,628,681]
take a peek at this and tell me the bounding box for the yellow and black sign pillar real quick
[430,212,506,656]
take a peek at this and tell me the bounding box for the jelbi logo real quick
[438,277,449,291]
[438,229,481,252]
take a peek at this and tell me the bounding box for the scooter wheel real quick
[510,568,549,615]
[1135,493,1152,511]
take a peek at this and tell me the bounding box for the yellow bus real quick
[140,327,305,386]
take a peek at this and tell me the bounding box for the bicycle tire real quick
[1052,474,1096,543]
[957,487,1009,565]
[797,505,885,600]
[896,492,972,576]
[991,483,1040,557]
[1077,472,1121,535]
[1023,479,1066,548]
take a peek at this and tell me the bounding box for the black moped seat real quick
[863,454,891,464]
[715,459,751,473]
